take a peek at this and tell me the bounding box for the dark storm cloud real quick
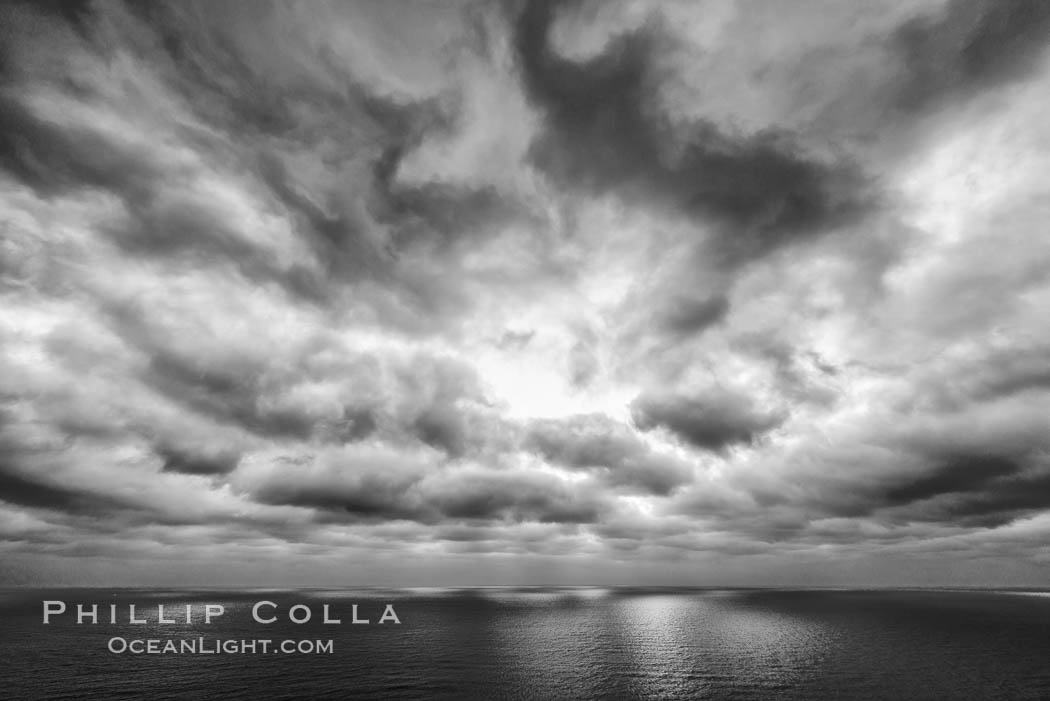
[247,452,426,520]
[423,468,604,524]
[102,188,333,306]
[411,408,470,457]
[882,455,1021,505]
[970,364,1050,403]
[5,0,92,29]
[155,444,239,476]
[253,153,382,286]
[0,111,326,303]
[237,448,606,525]
[892,0,1050,113]
[0,4,342,298]
[122,1,445,144]
[909,342,1050,412]
[137,1,530,301]
[0,5,160,198]
[0,466,121,514]
[724,437,1050,535]
[0,407,270,528]
[0,95,163,200]
[527,414,692,495]
[512,0,869,265]
[937,470,1050,525]
[0,408,135,517]
[661,294,730,336]
[85,278,494,456]
[372,145,534,253]
[867,452,1050,527]
[144,348,313,441]
[0,0,530,324]
[631,391,784,452]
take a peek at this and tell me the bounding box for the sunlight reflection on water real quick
[3,589,1050,699]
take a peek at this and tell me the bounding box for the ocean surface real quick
[2,587,1049,699]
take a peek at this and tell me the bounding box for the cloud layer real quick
[1,0,1049,586]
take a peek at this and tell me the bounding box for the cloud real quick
[232,445,435,518]
[156,444,240,476]
[1,0,1049,585]
[511,0,870,266]
[892,0,1050,113]
[883,455,1022,506]
[660,294,730,336]
[233,444,607,525]
[420,467,606,524]
[631,390,784,452]
[527,413,694,495]
[0,465,126,514]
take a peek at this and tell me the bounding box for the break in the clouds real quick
[1,0,1049,587]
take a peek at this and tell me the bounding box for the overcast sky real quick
[1,0,1049,587]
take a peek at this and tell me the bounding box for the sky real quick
[1,0,1049,587]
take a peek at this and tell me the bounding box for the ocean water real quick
[1,587,1049,700]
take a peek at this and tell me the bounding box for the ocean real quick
[2,587,1049,699]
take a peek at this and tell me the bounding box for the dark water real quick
[2,588,1049,700]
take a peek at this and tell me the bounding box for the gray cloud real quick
[528,413,693,495]
[234,445,607,525]
[661,294,730,337]
[422,467,605,524]
[156,444,240,476]
[0,466,123,514]
[892,0,1050,113]
[512,0,870,266]
[631,390,784,452]
[1,0,1049,585]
